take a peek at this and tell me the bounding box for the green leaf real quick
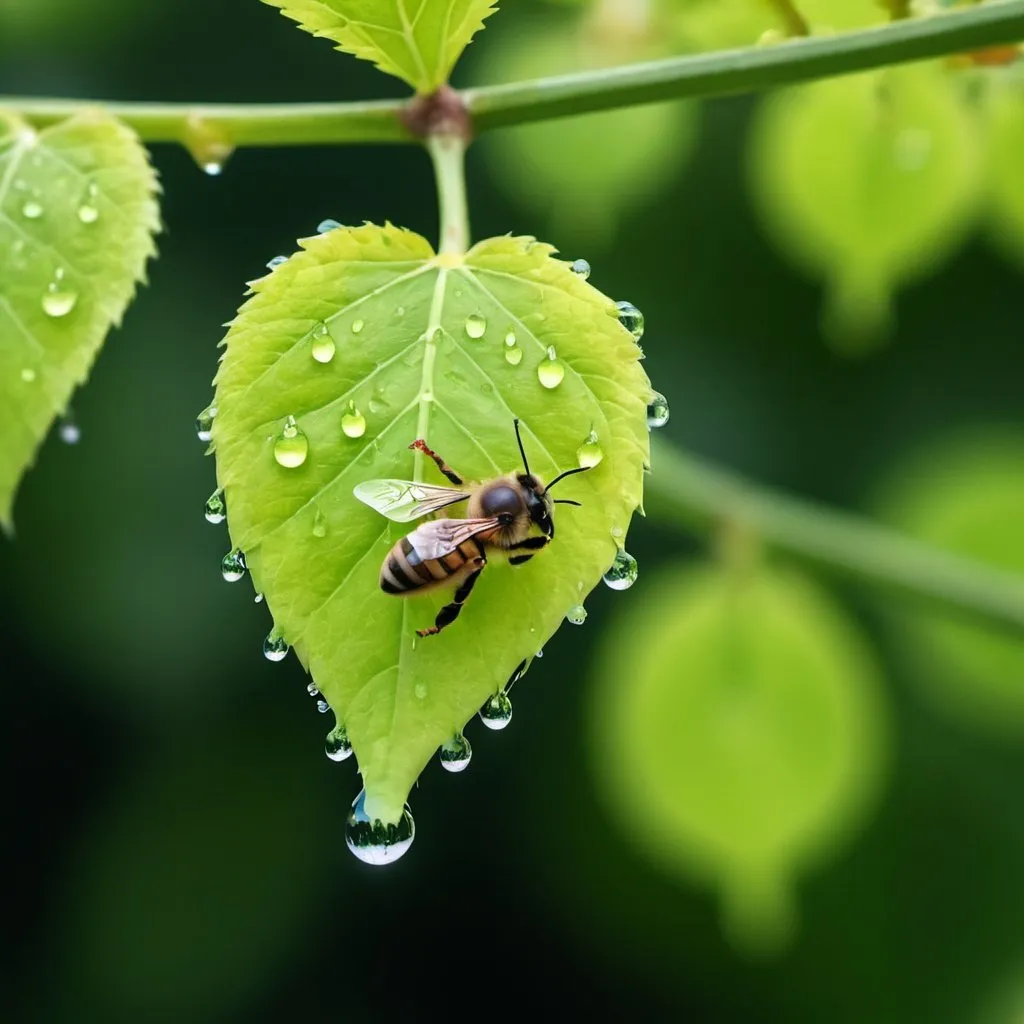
[748,64,981,351]
[589,561,887,954]
[262,0,498,92]
[478,8,696,245]
[876,429,1024,736]
[0,110,159,528]
[212,223,650,824]
[985,80,1024,268]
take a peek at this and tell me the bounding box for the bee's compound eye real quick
[481,485,522,518]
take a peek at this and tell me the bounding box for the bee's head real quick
[512,418,590,539]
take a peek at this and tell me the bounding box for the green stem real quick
[647,438,1024,633]
[426,133,470,255]
[3,2,1023,144]
[467,1,1024,130]
[0,97,412,146]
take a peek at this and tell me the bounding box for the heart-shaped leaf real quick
[262,0,498,93]
[211,224,650,825]
[0,110,160,528]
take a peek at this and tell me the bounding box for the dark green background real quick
[2,2,1023,1021]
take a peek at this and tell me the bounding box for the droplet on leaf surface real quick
[273,416,308,468]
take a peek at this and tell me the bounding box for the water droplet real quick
[266,255,288,270]
[196,405,217,443]
[504,346,523,366]
[311,322,335,364]
[263,629,289,662]
[21,199,43,219]
[184,116,234,176]
[396,305,405,317]
[616,300,645,341]
[77,181,99,224]
[345,790,415,866]
[317,218,341,234]
[535,648,544,658]
[537,347,564,389]
[312,507,327,538]
[202,162,223,176]
[254,593,264,604]
[504,330,516,347]
[274,415,308,468]
[20,367,36,383]
[646,391,670,428]
[205,489,226,524]
[42,271,78,318]
[414,681,428,700]
[317,699,330,714]
[570,258,591,280]
[221,547,246,582]
[465,313,486,339]
[478,692,513,731]
[59,412,80,444]
[611,525,624,540]
[603,549,639,591]
[440,733,472,773]
[566,604,587,625]
[576,429,604,469]
[307,682,320,697]
[326,723,353,761]
[351,319,364,334]
[341,401,366,439]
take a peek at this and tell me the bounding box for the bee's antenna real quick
[546,465,591,491]
[553,499,582,507]
[513,418,531,475]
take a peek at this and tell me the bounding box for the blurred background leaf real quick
[589,560,887,955]
[473,1,697,247]
[875,428,1024,738]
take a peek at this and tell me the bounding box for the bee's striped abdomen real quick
[379,535,486,595]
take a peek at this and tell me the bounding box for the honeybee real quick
[353,419,590,637]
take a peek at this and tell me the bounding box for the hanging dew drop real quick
[263,629,289,662]
[505,346,523,366]
[21,199,43,219]
[42,271,78,318]
[464,313,486,339]
[479,692,513,730]
[616,300,645,341]
[273,415,308,468]
[59,413,80,444]
[566,604,588,625]
[351,319,364,334]
[317,218,341,234]
[537,347,564,389]
[439,733,472,773]
[603,549,639,591]
[220,547,246,582]
[204,489,226,524]
[647,391,670,428]
[316,699,330,714]
[576,430,604,469]
[341,402,366,439]
[570,258,591,280]
[307,681,319,697]
[311,322,335,364]
[266,255,288,271]
[196,405,217,443]
[345,789,415,866]
[77,181,100,224]
[325,723,353,762]
[312,507,327,538]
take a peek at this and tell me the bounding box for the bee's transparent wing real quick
[353,479,471,522]
[407,518,501,560]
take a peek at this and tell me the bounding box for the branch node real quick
[403,85,473,142]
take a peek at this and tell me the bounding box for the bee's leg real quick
[417,559,485,637]
[409,439,464,486]
[507,535,550,566]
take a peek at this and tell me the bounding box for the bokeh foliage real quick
[1,0,1024,1021]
